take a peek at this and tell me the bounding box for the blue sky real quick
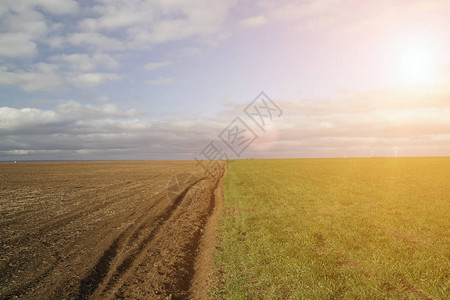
[1,0,450,160]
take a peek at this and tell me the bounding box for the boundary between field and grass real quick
[190,163,227,299]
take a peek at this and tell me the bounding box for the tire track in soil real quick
[153,165,226,299]
[166,168,224,298]
[93,163,225,300]
[76,173,210,299]
[190,166,226,300]
[97,176,207,297]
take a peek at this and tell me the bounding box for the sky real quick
[0,0,449,161]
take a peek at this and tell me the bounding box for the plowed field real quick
[0,161,225,299]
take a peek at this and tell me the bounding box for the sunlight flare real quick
[396,41,438,86]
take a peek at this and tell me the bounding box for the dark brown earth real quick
[0,161,225,299]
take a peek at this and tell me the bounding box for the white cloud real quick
[144,61,172,71]
[45,36,65,48]
[0,102,222,160]
[68,32,125,51]
[0,33,38,58]
[97,95,110,103]
[0,107,60,131]
[77,18,98,31]
[0,0,238,92]
[34,0,79,15]
[0,0,79,16]
[0,8,47,58]
[0,63,120,92]
[268,84,450,156]
[1,9,49,37]
[1,96,449,160]
[55,101,138,119]
[0,63,64,91]
[70,72,120,88]
[0,1,123,91]
[148,77,174,85]
[75,0,237,49]
[238,15,268,28]
[0,0,79,59]
[260,0,341,21]
[179,46,201,57]
[1,81,450,160]
[50,53,120,71]
[0,102,139,133]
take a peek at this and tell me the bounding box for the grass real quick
[212,157,449,299]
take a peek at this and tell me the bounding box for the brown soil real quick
[189,167,225,300]
[0,160,226,299]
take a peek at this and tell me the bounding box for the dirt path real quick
[88,164,226,299]
[190,166,225,300]
[0,161,226,300]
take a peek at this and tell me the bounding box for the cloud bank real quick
[1,83,449,160]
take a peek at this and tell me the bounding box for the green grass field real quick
[213,157,449,299]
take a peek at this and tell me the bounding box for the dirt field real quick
[0,161,225,299]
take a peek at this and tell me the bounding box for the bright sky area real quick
[1,0,449,160]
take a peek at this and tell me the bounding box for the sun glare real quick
[396,42,438,86]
